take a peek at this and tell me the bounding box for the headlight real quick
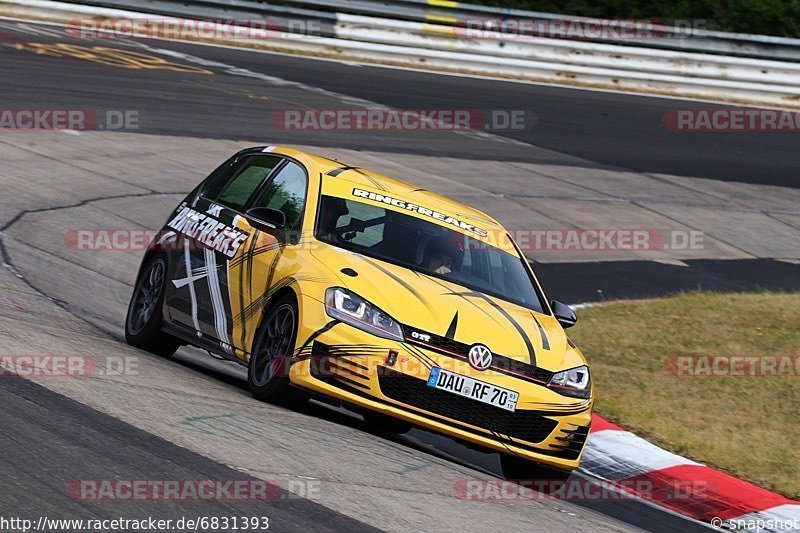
[547,365,591,399]
[325,287,404,341]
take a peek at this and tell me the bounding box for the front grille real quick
[377,367,558,444]
[401,324,554,384]
[498,357,554,383]
[403,325,468,356]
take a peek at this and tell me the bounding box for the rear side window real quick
[206,155,282,212]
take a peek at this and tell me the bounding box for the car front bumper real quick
[290,295,593,471]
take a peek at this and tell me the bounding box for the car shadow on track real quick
[159,346,710,533]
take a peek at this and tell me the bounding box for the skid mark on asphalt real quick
[0,189,172,342]
[8,40,213,72]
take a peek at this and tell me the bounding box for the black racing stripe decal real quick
[326,166,388,193]
[239,272,327,330]
[397,340,436,368]
[478,293,536,366]
[445,289,536,366]
[245,248,287,329]
[356,170,389,192]
[421,274,505,329]
[332,374,371,390]
[458,290,536,365]
[326,344,387,353]
[316,376,372,396]
[239,229,258,350]
[327,166,351,177]
[264,248,286,292]
[403,344,436,369]
[295,320,339,355]
[327,361,370,381]
[460,295,508,328]
[444,311,458,339]
[238,276,292,325]
[337,357,370,372]
[229,241,282,268]
[326,350,388,358]
[359,256,434,314]
[531,314,550,350]
[457,211,495,225]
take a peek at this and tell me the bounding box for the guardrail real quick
[299,0,800,62]
[10,0,800,106]
[64,0,800,61]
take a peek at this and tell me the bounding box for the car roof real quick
[263,145,507,236]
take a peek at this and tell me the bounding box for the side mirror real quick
[246,207,286,231]
[551,300,577,329]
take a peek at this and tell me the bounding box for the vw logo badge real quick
[468,344,492,371]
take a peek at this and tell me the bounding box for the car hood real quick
[310,245,575,371]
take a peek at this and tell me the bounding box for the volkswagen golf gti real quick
[125,145,593,478]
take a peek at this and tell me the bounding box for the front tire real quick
[247,294,305,406]
[125,255,180,357]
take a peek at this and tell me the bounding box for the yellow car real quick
[125,146,593,476]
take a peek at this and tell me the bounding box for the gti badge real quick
[411,330,431,342]
[468,344,492,371]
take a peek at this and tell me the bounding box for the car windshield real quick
[315,195,546,312]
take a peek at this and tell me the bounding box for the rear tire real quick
[125,255,180,358]
[247,294,306,407]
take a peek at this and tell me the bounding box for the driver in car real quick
[427,250,453,275]
[425,236,459,275]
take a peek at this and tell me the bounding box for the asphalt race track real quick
[2,19,798,187]
[0,14,795,532]
[0,376,377,532]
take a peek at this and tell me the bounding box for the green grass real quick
[570,292,800,498]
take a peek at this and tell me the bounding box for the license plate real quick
[426,367,519,412]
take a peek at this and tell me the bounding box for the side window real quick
[251,161,308,229]
[319,198,385,248]
[206,155,282,212]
